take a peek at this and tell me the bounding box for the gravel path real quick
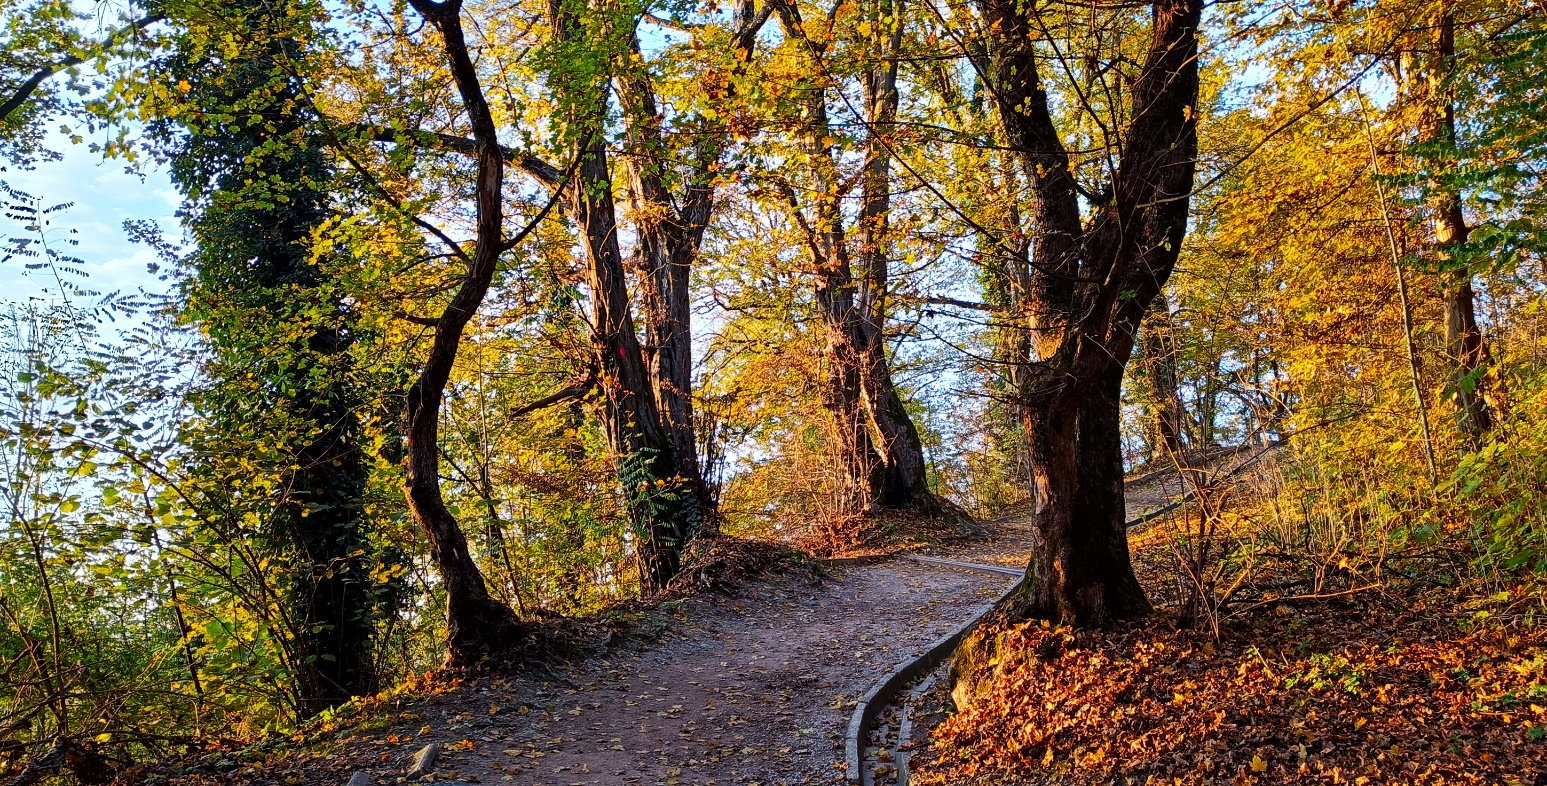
[338,560,1011,786]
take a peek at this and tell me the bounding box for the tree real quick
[1408,0,1495,438]
[974,0,1205,624]
[613,1,774,535]
[543,0,706,591]
[394,0,548,666]
[772,0,941,517]
[852,0,938,510]
[150,0,380,712]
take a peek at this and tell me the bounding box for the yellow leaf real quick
[1250,753,1268,773]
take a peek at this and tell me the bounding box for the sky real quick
[0,131,180,310]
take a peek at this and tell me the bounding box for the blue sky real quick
[0,131,180,308]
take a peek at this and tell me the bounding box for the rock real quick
[344,773,371,786]
[405,742,441,781]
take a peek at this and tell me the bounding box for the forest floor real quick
[134,471,1202,786]
[143,529,1034,786]
[904,555,1547,785]
[899,461,1547,785]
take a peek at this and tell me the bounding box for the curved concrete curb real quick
[905,554,1023,577]
[844,568,1026,784]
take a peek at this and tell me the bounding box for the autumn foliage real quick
[921,583,1547,785]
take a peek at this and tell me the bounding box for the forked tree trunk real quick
[967,0,1203,630]
[816,235,886,511]
[775,0,883,511]
[613,6,774,536]
[777,0,934,515]
[549,0,702,591]
[569,134,699,590]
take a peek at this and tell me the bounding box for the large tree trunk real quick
[402,0,526,667]
[570,135,699,590]
[613,8,771,536]
[968,0,1202,631]
[816,232,886,512]
[289,376,376,713]
[1020,360,1153,622]
[778,0,926,515]
[550,1,702,591]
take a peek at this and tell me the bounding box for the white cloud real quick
[1,130,176,304]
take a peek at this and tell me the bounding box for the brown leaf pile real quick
[658,535,815,598]
[916,587,1547,785]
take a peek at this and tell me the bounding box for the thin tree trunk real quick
[1141,308,1189,459]
[1424,3,1494,438]
[1360,96,1440,485]
[854,0,938,510]
[982,155,1034,495]
[402,0,527,666]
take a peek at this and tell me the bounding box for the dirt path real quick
[327,560,1014,786]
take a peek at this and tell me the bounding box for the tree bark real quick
[616,44,714,536]
[1423,3,1494,439]
[402,0,527,666]
[815,220,886,513]
[548,0,702,591]
[980,156,1034,497]
[1021,360,1153,622]
[974,0,1203,626]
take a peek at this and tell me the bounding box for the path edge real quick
[843,570,1027,784]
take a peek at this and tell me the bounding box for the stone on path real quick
[405,742,440,781]
[344,773,370,786]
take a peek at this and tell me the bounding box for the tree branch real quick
[0,13,166,122]
[506,366,598,419]
[342,122,563,186]
[916,295,1004,312]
